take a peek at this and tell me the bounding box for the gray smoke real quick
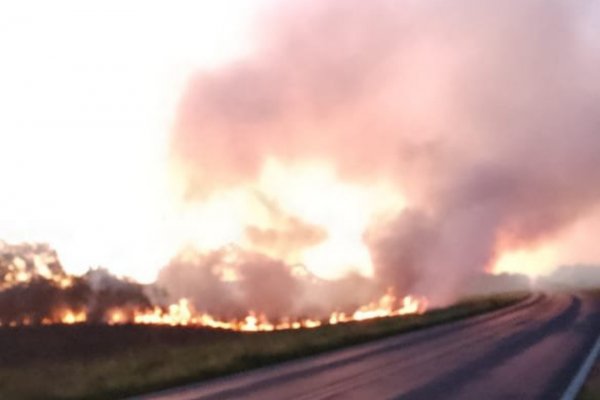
[156,246,381,319]
[169,0,600,305]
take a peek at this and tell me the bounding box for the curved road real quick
[138,293,600,400]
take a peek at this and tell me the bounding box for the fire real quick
[130,299,193,326]
[60,310,86,324]
[122,290,427,332]
[0,309,87,327]
[330,290,427,324]
[0,267,426,329]
[1,229,428,332]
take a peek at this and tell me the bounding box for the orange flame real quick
[60,310,86,324]
[0,289,426,330]
[124,290,427,331]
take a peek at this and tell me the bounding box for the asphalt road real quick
[138,293,600,400]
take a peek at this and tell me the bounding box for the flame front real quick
[0,223,428,331]
[59,310,87,325]
[0,284,426,330]
[118,291,427,332]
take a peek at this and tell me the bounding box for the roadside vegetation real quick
[0,292,527,400]
[576,289,600,400]
[579,363,600,400]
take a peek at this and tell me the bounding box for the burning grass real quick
[0,292,527,400]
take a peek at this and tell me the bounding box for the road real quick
[137,293,600,400]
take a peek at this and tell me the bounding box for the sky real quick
[0,0,599,291]
[0,0,269,280]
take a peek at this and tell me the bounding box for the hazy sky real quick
[0,0,268,280]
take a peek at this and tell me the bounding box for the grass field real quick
[0,292,527,400]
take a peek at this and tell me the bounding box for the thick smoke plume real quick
[170,0,599,305]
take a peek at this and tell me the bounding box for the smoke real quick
[170,0,600,304]
[244,194,328,261]
[156,246,299,318]
[540,264,600,289]
[83,268,153,323]
[156,246,381,319]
